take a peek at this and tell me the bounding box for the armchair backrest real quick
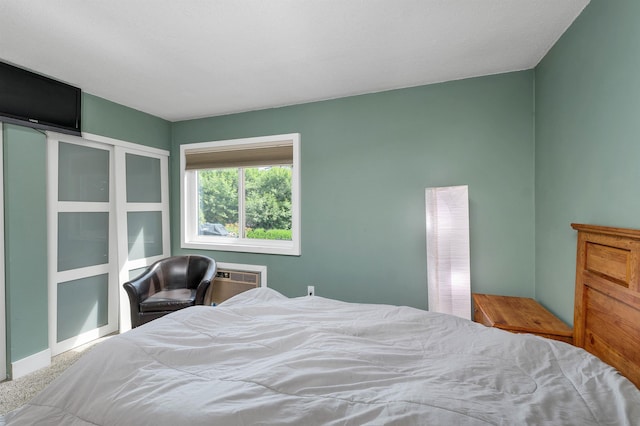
[187,255,218,289]
[156,257,190,290]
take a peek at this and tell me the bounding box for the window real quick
[181,133,300,255]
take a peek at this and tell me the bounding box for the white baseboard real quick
[11,348,51,380]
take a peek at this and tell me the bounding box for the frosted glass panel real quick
[129,267,148,281]
[58,142,109,202]
[126,154,161,203]
[128,211,163,260]
[425,185,471,320]
[58,212,109,271]
[57,274,108,342]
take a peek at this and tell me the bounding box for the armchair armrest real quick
[123,266,159,303]
[192,256,217,304]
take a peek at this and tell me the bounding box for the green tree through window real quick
[198,169,238,225]
[197,166,292,240]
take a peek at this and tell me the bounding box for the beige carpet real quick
[0,335,114,415]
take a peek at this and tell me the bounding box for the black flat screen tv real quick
[0,61,81,136]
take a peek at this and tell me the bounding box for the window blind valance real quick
[184,144,293,170]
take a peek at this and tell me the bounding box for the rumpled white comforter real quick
[3,288,640,425]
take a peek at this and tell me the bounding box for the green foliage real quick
[246,228,292,240]
[224,222,239,236]
[198,169,238,225]
[198,166,292,238]
[245,167,292,230]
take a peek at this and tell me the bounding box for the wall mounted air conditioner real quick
[205,268,261,306]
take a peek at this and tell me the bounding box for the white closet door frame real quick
[47,135,118,356]
[0,125,6,381]
[115,146,170,332]
[46,131,169,351]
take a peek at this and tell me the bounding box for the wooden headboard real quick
[572,223,640,388]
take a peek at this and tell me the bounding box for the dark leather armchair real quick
[123,255,217,328]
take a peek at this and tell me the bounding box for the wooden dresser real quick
[472,293,573,344]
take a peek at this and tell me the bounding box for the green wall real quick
[3,93,170,367]
[172,71,536,309]
[3,124,48,362]
[82,93,171,150]
[535,0,640,324]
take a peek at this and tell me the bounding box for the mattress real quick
[3,288,640,425]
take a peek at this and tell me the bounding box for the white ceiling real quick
[0,1,589,122]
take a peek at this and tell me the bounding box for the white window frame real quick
[180,133,300,256]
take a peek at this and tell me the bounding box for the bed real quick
[571,223,640,389]
[2,225,639,425]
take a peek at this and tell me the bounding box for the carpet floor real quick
[0,335,114,415]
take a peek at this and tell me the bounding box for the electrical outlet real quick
[307,285,315,296]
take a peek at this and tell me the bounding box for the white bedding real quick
[3,288,640,425]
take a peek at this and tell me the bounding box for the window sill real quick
[182,238,300,256]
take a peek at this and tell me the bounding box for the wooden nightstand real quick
[472,293,573,344]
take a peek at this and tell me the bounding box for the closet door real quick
[0,126,5,381]
[48,137,118,355]
[115,147,170,331]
